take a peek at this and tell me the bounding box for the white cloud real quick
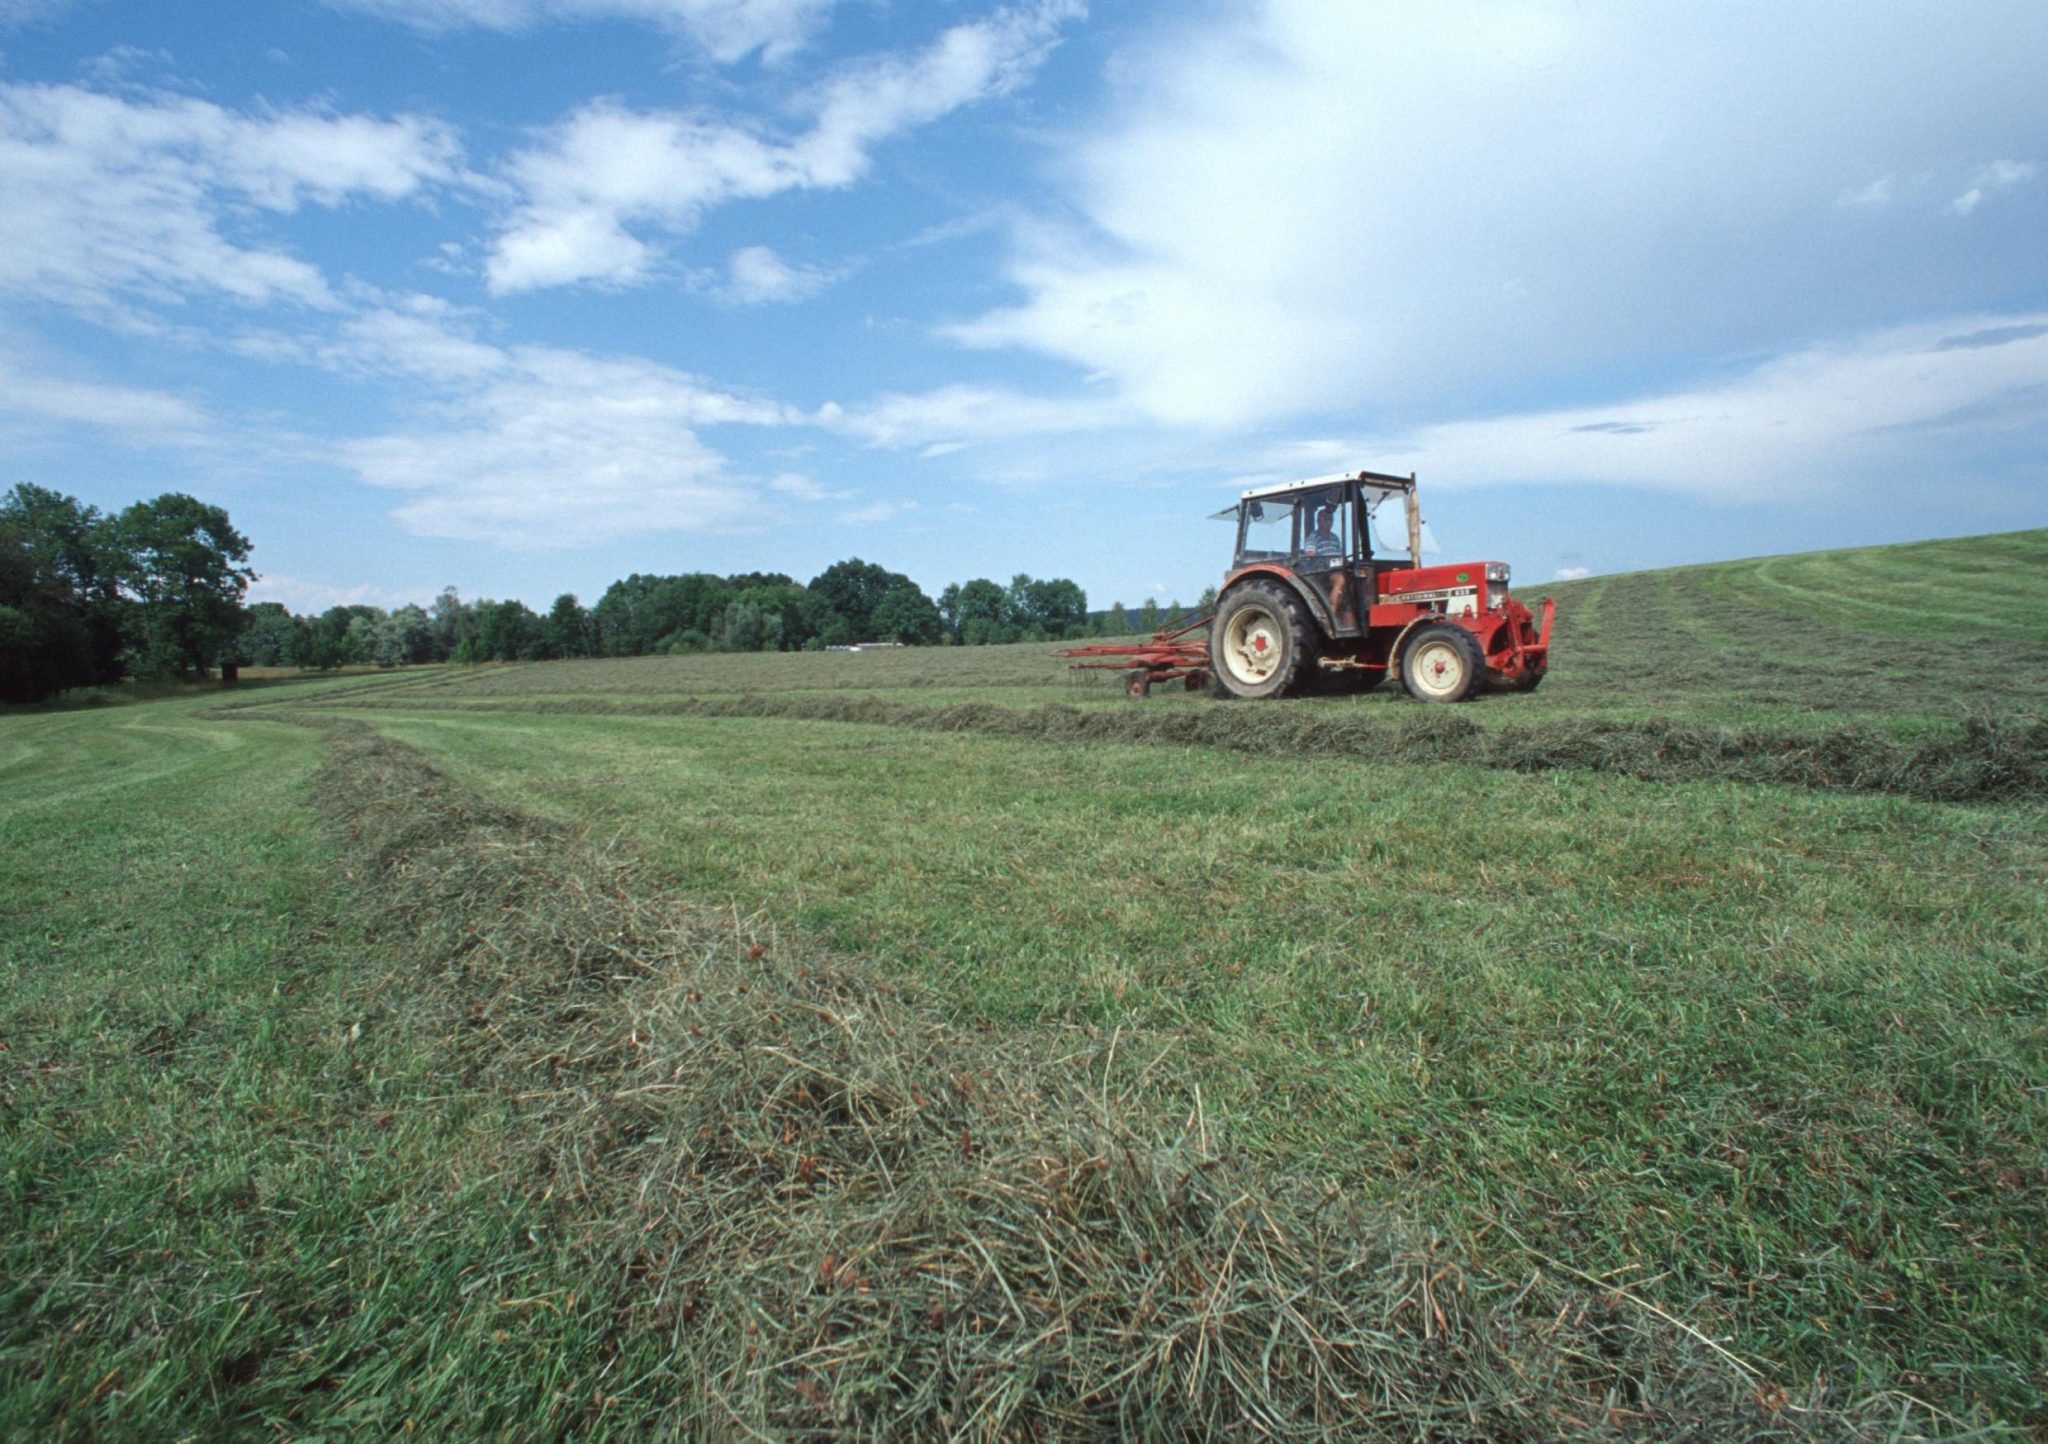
[0,332,208,441]
[1951,158,2037,215]
[1330,312,2048,501]
[0,0,76,26]
[952,2,2048,429]
[720,244,835,304]
[837,499,910,525]
[1838,175,1896,208]
[330,0,837,64]
[1553,565,1591,581]
[484,0,1081,293]
[0,82,461,314]
[247,573,428,613]
[332,306,794,546]
[820,383,1124,449]
[767,470,848,501]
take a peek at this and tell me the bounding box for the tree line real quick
[6,484,1188,701]
[1,485,254,704]
[241,564,1147,669]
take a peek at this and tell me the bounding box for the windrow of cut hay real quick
[304,693,2048,804]
[296,716,1890,1440]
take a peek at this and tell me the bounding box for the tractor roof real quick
[1235,469,1415,504]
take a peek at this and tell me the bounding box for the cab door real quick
[1291,486,1361,636]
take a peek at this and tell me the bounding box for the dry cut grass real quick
[303,718,1887,1439]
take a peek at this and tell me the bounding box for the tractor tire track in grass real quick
[289,691,2048,805]
[291,714,1882,1440]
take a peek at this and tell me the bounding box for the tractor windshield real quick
[1363,485,1439,558]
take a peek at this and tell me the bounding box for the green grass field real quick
[5,530,2045,1438]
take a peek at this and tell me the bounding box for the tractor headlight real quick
[1485,562,1510,607]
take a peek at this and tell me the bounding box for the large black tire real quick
[1209,581,1320,699]
[1400,622,1486,703]
[1511,666,1545,694]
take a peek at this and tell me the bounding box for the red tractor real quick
[1061,469,1553,702]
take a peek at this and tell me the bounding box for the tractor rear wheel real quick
[1400,622,1485,703]
[1210,581,1319,699]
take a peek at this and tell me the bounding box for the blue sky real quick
[1,0,2043,614]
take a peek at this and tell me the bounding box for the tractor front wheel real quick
[1400,622,1485,703]
[1210,582,1319,699]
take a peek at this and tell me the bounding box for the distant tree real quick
[545,593,592,659]
[719,599,769,652]
[797,589,844,649]
[430,587,475,662]
[870,582,943,645]
[949,578,1012,645]
[298,607,358,670]
[809,558,915,640]
[344,613,381,667]
[108,493,255,679]
[388,603,437,664]
[1197,585,1218,612]
[0,484,126,701]
[1138,598,1161,634]
[474,598,543,661]
[730,583,812,651]
[1105,601,1131,637]
[1008,575,1088,640]
[237,602,298,667]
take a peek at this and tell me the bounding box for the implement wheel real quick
[1125,670,1153,698]
[1211,582,1319,699]
[1401,622,1485,704]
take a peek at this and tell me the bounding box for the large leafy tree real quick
[545,594,592,659]
[110,493,256,679]
[1,484,126,701]
[870,582,943,645]
[808,558,916,641]
[1008,574,1089,640]
[946,577,1012,645]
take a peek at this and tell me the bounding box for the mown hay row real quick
[300,693,2047,804]
[292,717,1893,1439]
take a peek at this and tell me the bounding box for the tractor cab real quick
[1212,470,1425,636]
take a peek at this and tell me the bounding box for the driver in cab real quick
[1303,503,1352,624]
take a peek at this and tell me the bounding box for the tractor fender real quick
[1388,608,1506,670]
[1217,564,1339,636]
[1384,613,1436,673]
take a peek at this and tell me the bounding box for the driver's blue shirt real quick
[1305,528,1342,557]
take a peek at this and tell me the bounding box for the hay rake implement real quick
[1054,614,1213,696]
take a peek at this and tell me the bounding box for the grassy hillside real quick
[4,530,2044,1437]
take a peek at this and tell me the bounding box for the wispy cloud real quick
[1327,312,2048,501]
[950,2,2048,429]
[330,303,794,546]
[819,383,1124,449]
[328,0,838,64]
[483,1,1081,293]
[0,81,461,316]
[717,244,837,304]
[247,572,433,613]
[0,0,77,27]
[0,332,209,441]
[1951,158,2037,215]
